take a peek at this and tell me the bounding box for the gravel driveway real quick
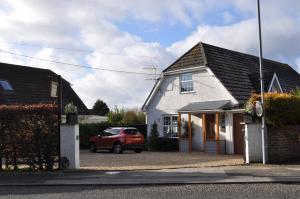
[80,150,243,170]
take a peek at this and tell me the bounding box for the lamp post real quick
[257,0,267,164]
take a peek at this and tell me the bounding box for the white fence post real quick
[245,123,263,163]
[60,124,80,169]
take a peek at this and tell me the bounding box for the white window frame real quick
[163,115,178,138]
[180,73,194,93]
[268,73,283,93]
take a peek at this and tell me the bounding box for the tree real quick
[107,106,125,125]
[122,108,145,125]
[92,99,109,116]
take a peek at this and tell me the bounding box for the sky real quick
[0,0,300,109]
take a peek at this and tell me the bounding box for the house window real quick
[163,115,178,137]
[0,80,13,91]
[180,73,194,93]
[50,81,58,97]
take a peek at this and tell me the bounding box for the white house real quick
[142,42,300,154]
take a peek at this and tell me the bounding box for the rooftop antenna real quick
[143,65,159,83]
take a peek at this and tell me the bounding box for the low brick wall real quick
[267,125,300,163]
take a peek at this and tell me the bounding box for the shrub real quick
[0,104,59,171]
[148,122,159,151]
[157,138,178,151]
[245,93,300,126]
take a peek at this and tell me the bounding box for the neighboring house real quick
[142,42,300,154]
[0,62,103,123]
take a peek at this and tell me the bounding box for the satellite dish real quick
[255,101,263,117]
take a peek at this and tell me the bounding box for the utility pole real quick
[57,75,63,169]
[257,0,267,164]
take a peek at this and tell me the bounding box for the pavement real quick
[0,165,300,186]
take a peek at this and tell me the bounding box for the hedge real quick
[156,138,178,151]
[0,104,59,171]
[245,93,300,126]
[79,123,147,149]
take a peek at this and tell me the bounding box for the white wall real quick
[245,123,263,163]
[146,68,237,138]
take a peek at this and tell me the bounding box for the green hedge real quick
[79,123,147,149]
[246,93,300,126]
[156,138,179,151]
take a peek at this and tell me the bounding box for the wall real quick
[146,68,237,137]
[267,125,300,163]
[245,123,262,163]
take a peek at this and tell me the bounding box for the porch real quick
[177,100,244,154]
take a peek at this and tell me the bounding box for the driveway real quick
[80,150,243,170]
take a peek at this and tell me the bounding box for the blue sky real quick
[0,0,300,108]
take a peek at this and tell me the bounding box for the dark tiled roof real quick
[163,43,206,72]
[0,62,88,114]
[178,100,231,113]
[162,42,300,104]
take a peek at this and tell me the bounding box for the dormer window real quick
[268,73,283,93]
[180,73,194,93]
[0,80,13,91]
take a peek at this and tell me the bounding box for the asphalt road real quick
[0,184,300,199]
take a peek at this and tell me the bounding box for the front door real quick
[233,113,244,154]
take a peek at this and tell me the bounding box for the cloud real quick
[167,0,300,71]
[0,0,300,109]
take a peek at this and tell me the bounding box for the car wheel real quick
[113,143,123,154]
[134,149,142,153]
[89,143,96,153]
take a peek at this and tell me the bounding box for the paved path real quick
[0,165,300,186]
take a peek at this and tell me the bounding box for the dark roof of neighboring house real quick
[0,62,89,115]
[163,42,300,103]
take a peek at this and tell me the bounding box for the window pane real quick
[0,80,13,91]
[172,116,178,125]
[163,126,170,137]
[124,128,138,135]
[163,116,171,125]
[110,129,120,135]
[180,73,192,81]
[180,73,194,93]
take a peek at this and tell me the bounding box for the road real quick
[0,184,300,199]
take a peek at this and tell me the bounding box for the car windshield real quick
[109,128,120,135]
[124,128,139,135]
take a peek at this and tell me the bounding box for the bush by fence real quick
[156,138,179,151]
[245,93,300,126]
[0,104,59,171]
[79,123,147,149]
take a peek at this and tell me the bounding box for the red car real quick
[89,127,144,154]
